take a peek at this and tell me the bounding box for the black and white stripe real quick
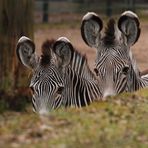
[28,37,102,114]
[62,50,102,107]
[81,11,148,97]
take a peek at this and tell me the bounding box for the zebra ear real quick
[118,11,141,46]
[16,36,38,69]
[53,37,72,67]
[81,12,103,48]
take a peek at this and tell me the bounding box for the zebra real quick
[81,10,148,97]
[16,36,102,114]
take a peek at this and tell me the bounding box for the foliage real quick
[0,89,147,148]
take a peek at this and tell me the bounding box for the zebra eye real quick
[57,86,64,94]
[30,86,35,94]
[94,68,99,76]
[122,66,129,75]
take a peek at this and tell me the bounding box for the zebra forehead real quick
[96,51,128,67]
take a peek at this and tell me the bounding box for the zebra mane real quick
[40,39,55,66]
[70,48,86,74]
[70,47,95,79]
[103,18,116,45]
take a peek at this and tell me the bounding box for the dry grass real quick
[0,89,148,148]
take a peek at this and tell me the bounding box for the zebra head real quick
[16,36,71,114]
[81,11,140,97]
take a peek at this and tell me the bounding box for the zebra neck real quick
[70,50,96,80]
[127,65,148,91]
[129,51,140,75]
[63,65,102,108]
[128,52,148,91]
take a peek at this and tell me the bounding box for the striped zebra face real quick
[81,11,140,97]
[94,45,130,97]
[29,63,64,114]
[16,37,71,115]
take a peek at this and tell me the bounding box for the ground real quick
[0,90,148,148]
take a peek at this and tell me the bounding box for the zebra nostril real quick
[57,86,64,94]
[94,68,99,76]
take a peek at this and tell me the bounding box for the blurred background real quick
[0,0,148,110]
[35,0,148,23]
